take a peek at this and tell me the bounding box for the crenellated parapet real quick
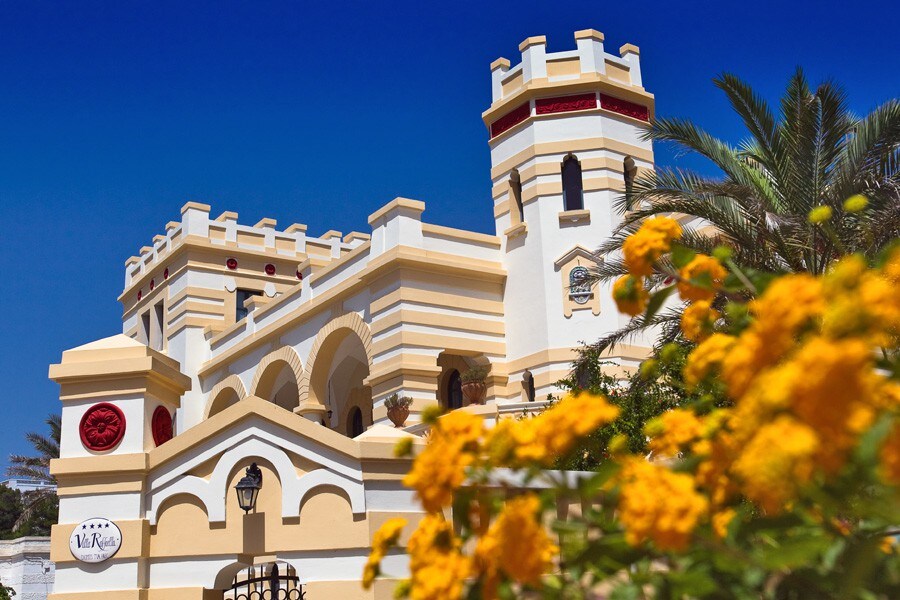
[123,202,370,293]
[484,29,652,139]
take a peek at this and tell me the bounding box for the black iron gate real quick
[227,562,305,600]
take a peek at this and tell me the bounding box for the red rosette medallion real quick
[79,403,126,451]
[151,406,174,446]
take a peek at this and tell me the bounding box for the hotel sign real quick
[69,518,123,563]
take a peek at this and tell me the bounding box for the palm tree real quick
[589,69,900,353]
[7,414,60,531]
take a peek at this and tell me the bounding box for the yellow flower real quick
[720,274,824,398]
[880,422,900,486]
[732,416,819,514]
[843,194,869,213]
[613,275,649,316]
[786,337,878,472]
[884,247,900,284]
[618,458,708,551]
[693,431,738,508]
[363,518,407,589]
[684,333,737,387]
[808,205,833,223]
[407,514,471,600]
[677,254,727,302]
[622,216,682,276]
[475,494,557,592]
[712,508,736,539]
[512,393,620,465]
[680,300,720,342]
[403,411,484,512]
[647,408,705,458]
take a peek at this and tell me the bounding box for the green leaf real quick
[643,285,675,323]
[671,243,697,269]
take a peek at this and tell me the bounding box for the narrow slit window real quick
[510,169,524,224]
[562,154,584,211]
[624,156,637,210]
[140,312,151,345]
[153,301,164,350]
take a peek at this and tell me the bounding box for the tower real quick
[487,29,656,396]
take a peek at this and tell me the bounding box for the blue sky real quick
[1,0,897,470]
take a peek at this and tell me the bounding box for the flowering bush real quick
[365,214,900,599]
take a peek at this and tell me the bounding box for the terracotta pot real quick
[387,405,410,428]
[461,381,487,405]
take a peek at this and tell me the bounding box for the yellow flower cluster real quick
[684,333,736,387]
[385,393,618,595]
[622,216,682,277]
[731,415,819,513]
[618,458,709,551]
[680,300,719,342]
[613,274,649,317]
[402,411,483,512]
[677,254,727,302]
[475,494,558,597]
[677,252,900,514]
[508,393,620,466]
[362,518,407,589]
[406,514,471,600]
[647,408,704,458]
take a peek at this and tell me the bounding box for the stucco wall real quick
[0,537,54,600]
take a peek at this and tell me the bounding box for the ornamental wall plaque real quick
[79,403,126,451]
[151,405,173,446]
[69,517,123,563]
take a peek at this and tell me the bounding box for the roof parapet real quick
[489,28,643,104]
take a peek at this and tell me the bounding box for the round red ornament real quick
[163,267,169,279]
[226,258,238,270]
[79,403,126,451]
[137,290,142,301]
[150,279,155,290]
[296,270,303,281]
[265,263,276,276]
[151,406,173,446]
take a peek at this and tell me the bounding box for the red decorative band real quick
[80,403,126,452]
[490,102,530,138]
[151,406,173,447]
[535,93,597,115]
[600,94,649,122]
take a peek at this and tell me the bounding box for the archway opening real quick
[309,328,372,437]
[208,387,242,418]
[255,360,301,412]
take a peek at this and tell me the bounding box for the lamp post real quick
[235,462,263,514]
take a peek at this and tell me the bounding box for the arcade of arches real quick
[207,332,494,437]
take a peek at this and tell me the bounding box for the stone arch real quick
[205,374,247,418]
[250,346,304,411]
[299,312,374,406]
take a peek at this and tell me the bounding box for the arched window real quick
[562,154,584,211]
[348,407,364,438]
[510,169,524,224]
[624,156,637,210]
[446,370,463,410]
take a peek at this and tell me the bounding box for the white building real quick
[47,28,656,599]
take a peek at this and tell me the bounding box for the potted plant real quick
[460,365,490,405]
[384,394,413,428]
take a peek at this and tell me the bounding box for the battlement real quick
[122,201,368,293]
[484,29,651,139]
[490,29,643,103]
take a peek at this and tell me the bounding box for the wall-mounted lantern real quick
[235,462,263,514]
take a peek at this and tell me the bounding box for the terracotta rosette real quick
[79,402,126,451]
[151,405,174,446]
